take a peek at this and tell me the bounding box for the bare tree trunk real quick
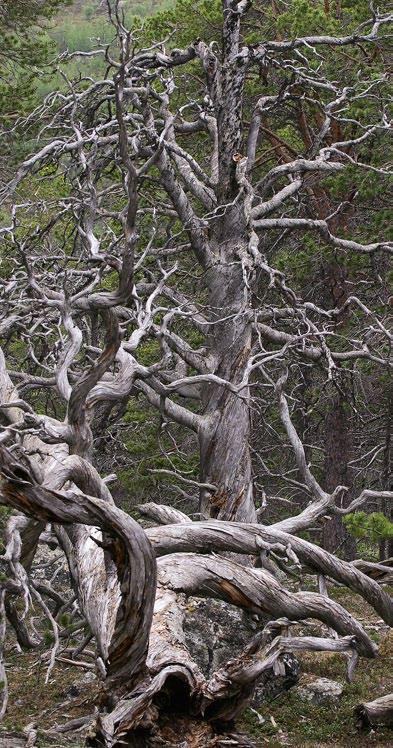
[196,1,256,524]
[199,212,256,523]
[322,392,356,560]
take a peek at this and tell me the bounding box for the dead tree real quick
[355,694,393,730]
[0,1,392,745]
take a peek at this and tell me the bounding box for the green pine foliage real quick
[344,511,393,543]
[0,0,71,119]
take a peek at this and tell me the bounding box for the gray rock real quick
[183,598,255,676]
[81,670,96,683]
[296,677,344,705]
[184,598,299,702]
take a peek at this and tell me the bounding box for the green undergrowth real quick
[1,650,98,745]
[240,648,393,747]
[239,587,393,747]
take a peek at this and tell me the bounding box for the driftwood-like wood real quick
[0,445,156,691]
[0,446,387,747]
[157,553,377,656]
[0,1,393,745]
[355,694,393,729]
[147,518,393,626]
[352,558,393,584]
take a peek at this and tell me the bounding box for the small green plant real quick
[43,629,55,646]
[344,511,393,543]
[58,612,72,627]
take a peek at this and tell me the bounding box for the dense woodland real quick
[0,1,392,746]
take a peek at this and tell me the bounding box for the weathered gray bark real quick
[157,553,377,656]
[0,2,392,745]
[147,517,393,626]
[199,214,256,522]
[355,694,393,729]
[1,450,388,746]
[192,1,257,523]
[0,445,156,693]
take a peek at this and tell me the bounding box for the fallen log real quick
[355,694,393,729]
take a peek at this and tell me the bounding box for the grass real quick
[240,645,393,746]
[239,586,393,747]
[0,645,98,746]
